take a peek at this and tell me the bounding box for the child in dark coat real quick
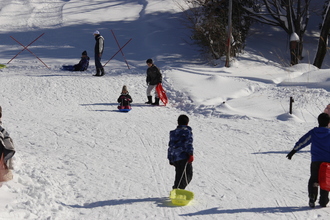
[117,85,133,110]
[287,113,330,208]
[168,115,194,189]
[73,51,90,71]
[62,51,90,71]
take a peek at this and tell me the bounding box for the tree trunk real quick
[313,3,330,69]
[290,33,300,65]
[290,41,299,65]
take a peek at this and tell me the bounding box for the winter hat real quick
[82,50,87,56]
[93,30,100,35]
[122,85,128,93]
[146,59,153,64]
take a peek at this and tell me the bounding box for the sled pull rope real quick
[177,162,188,189]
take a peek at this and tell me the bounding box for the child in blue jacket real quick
[168,115,194,189]
[287,113,330,208]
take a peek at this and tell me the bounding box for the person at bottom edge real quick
[0,106,16,170]
[287,113,330,208]
[168,114,194,189]
[117,85,133,110]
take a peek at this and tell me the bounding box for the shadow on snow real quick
[180,206,312,216]
[63,197,180,208]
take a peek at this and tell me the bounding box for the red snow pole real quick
[7,33,50,69]
[103,30,132,68]
[111,30,130,69]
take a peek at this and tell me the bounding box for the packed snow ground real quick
[1,0,330,219]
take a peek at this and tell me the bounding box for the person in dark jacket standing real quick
[287,113,330,208]
[168,115,194,189]
[145,59,162,105]
[93,30,105,76]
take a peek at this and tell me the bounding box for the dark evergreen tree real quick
[182,0,257,61]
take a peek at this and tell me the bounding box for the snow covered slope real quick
[1,0,330,219]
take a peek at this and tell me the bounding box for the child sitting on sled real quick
[117,85,133,110]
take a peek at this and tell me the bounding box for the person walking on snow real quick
[168,115,194,189]
[93,30,105,76]
[287,113,330,208]
[145,59,162,105]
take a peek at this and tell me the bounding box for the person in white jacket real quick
[93,30,105,76]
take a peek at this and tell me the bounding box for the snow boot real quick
[145,96,152,104]
[319,197,329,207]
[94,68,101,76]
[309,198,315,208]
[152,97,160,106]
[100,67,105,76]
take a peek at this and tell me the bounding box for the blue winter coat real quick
[293,127,330,162]
[74,56,89,71]
[168,125,193,163]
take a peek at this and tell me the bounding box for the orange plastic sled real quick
[156,83,168,106]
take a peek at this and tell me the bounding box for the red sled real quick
[118,105,131,112]
[319,162,330,191]
[155,83,168,106]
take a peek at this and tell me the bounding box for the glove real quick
[188,155,194,163]
[286,150,297,160]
